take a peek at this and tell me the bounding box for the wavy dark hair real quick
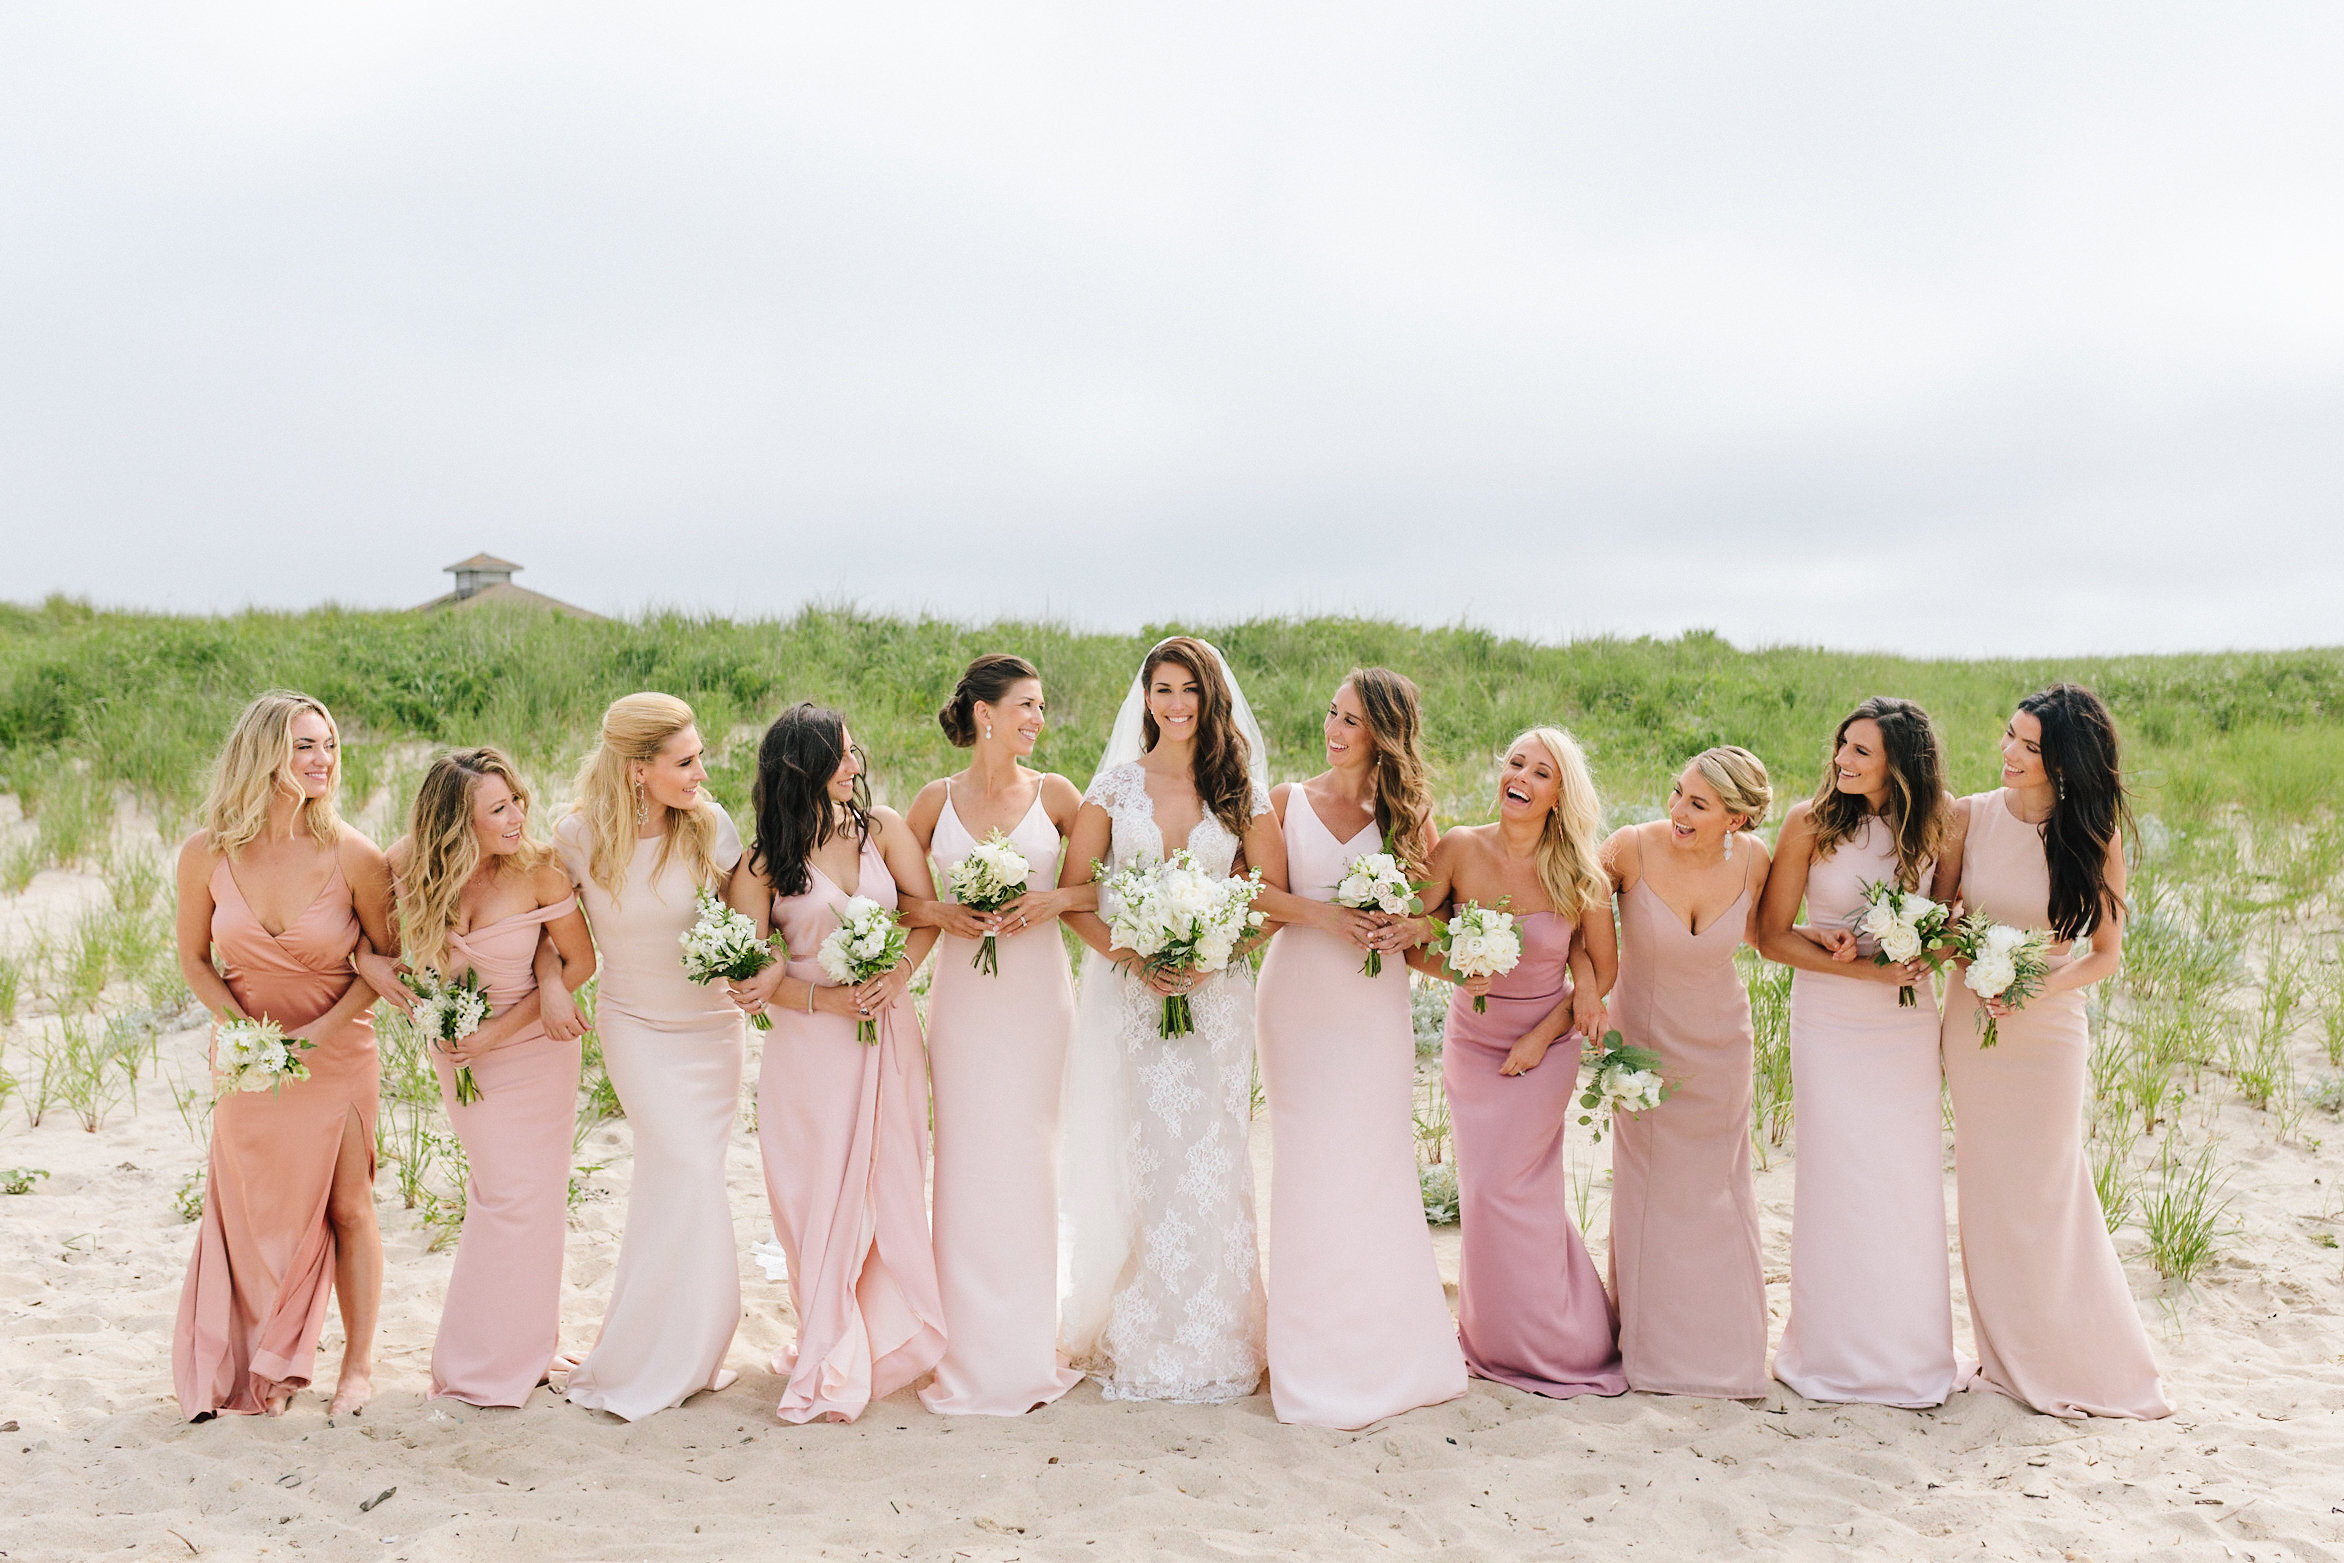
[1140,636,1255,839]
[1808,695,1949,891]
[2017,682,2133,940]
[748,702,871,899]
[1343,667,1435,877]
[937,654,1041,748]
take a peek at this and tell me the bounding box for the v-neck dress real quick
[756,833,946,1423]
[1607,874,1769,1399]
[1255,790,1466,1427]
[174,858,378,1420]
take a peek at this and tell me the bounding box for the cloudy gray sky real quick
[4,4,2339,655]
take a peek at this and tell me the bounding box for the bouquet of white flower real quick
[1575,1029,1672,1144]
[1856,879,1954,1007]
[1435,900,1522,1013]
[1953,913,2053,1048]
[213,1015,313,1098]
[817,896,909,1044]
[945,829,1032,977]
[679,890,782,1029]
[1100,849,1267,1039]
[1332,842,1424,978]
[403,967,491,1103]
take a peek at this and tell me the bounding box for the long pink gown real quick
[1943,790,2171,1419]
[1442,911,1626,1399]
[919,790,1082,1415]
[174,861,378,1420]
[1256,793,1466,1427]
[560,808,750,1421]
[1773,819,1961,1407]
[1607,878,1770,1399]
[429,895,583,1407]
[758,836,947,1423]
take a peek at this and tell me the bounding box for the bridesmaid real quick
[901,656,1089,1416]
[1935,685,2171,1418]
[173,691,395,1419]
[1756,696,1962,1407]
[1416,727,1623,1400]
[554,694,752,1421]
[385,747,596,1408]
[1599,746,1775,1400]
[1254,668,1467,1427]
[725,703,947,1423]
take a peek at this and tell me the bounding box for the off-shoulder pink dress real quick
[1442,910,1626,1399]
[428,895,582,1408]
[919,789,1082,1415]
[174,861,377,1420]
[1256,792,1465,1427]
[1773,819,1961,1407]
[757,835,946,1423]
[1943,790,2170,1419]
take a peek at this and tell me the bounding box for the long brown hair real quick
[2018,683,2133,940]
[1140,637,1256,839]
[749,703,871,900]
[1807,696,1948,891]
[397,747,548,974]
[1345,667,1435,877]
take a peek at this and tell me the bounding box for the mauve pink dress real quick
[1443,910,1626,1399]
[1607,877,1769,1399]
[757,835,947,1423]
[429,894,582,1408]
[1773,818,1960,1407]
[1943,790,2170,1419]
[174,861,377,1420]
[919,789,1082,1416]
[1256,792,1466,1427]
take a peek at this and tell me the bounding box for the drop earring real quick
[1724,831,1734,861]
[984,720,993,741]
[633,778,647,826]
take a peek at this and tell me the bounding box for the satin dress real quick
[174,860,378,1419]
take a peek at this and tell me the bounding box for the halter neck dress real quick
[756,833,946,1423]
[428,892,582,1407]
[1255,790,1465,1427]
[918,785,1082,1415]
[174,858,377,1420]
[1942,790,2170,1418]
[1607,869,1769,1399]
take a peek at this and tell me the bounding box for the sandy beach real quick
[4,844,2342,1563]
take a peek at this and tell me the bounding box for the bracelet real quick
[805,979,815,1016]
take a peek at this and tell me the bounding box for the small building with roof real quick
[416,553,602,617]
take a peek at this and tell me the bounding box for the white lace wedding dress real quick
[1059,762,1269,1403]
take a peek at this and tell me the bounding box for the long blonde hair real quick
[397,747,547,975]
[568,692,722,902]
[201,690,344,855]
[1512,726,1608,921]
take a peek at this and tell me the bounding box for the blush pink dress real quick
[1442,910,1626,1399]
[1607,876,1769,1399]
[559,808,750,1421]
[428,894,583,1408]
[757,835,947,1423]
[1942,791,2171,1419]
[1772,818,1961,1407]
[174,860,377,1420]
[918,788,1082,1416]
[1256,793,1466,1427]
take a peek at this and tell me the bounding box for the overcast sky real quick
[4,5,2338,655]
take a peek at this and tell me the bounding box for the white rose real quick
[1859,899,1900,939]
[1879,924,1922,963]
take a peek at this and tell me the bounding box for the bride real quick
[1056,635,1286,1403]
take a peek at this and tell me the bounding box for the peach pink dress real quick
[918,788,1082,1416]
[174,861,377,1420]
[757,834,947,1423]
[1773,819,1961,1407]
[1256,793,1466,1427]
[428,894,582,1407]
[1943,791,2171,1419]
[1607,877,1769,1399]
[1442,911,1626,1399]
[559,808,750,1421]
